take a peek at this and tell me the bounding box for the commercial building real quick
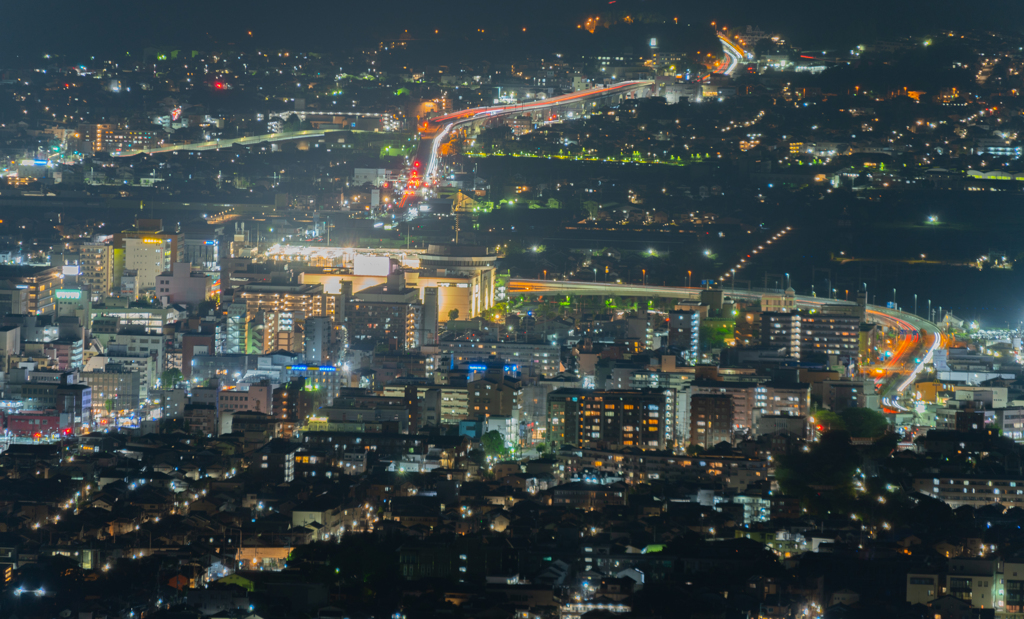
[439,339,561,379]
[303,316,332,364]
[467,366,524,442]
[80,365,142,419]
[111,219,184,289]
[156,262,212,306]
[547,388,675,451]
[123,238,167,291]
[286,365,343,407]
[287,243,496,320]
[90,299,181,333]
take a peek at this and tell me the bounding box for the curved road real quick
[507,278,944,403]
[405,80,655,194]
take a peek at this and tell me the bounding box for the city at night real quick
[2,1,1024,618]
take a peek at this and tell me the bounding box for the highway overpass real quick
[508,278,943,398]
[407,80,655,189]
[112,129,352,157]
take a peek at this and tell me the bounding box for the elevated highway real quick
[406,80,654,192]
[507,278,943,399]
[112,129,349,158]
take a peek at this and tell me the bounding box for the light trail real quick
[404,81,654,190]
[717,34,744,76]
[427,81,653,125]
[897,330,942,393]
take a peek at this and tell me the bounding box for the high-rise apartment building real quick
[761,312,801,358]
[668,310,701,363]
[80,242,114,301]
[345,272,427,351]
[547,388,675,451]
[799,313,860,364]
[689,394,734,449]
[0,265,62,315]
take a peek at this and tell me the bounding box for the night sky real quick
[1,0,1021,63]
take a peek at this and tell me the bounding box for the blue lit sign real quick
[287,365,337,372]
[466,363,519,372]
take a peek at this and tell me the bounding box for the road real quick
[403,80,655,197]
[507,278,944,406]
[111,129,353,157]
[715,34,746,77]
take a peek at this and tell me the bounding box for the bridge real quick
[405,80,655,191]
[112,128,353,158]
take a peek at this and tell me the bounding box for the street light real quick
[914,294,918,316]
[642,269,647,287]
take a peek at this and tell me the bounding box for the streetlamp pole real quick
[893,288,897,309]
[914,294,918,317]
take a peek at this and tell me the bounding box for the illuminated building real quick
[799,312,860,364]
[439,339,561,380]
[156,262,213,306]
[79,242,114,301]
[286,365,343,407]
[668,310,701,363]
[547,388,675,451]
[345,272,433,352]
[75,123,162,155]
[0,265,62,315]
[236,283,335,320]
[272,243,496,319]
[111,219,184,290]
[689,394,734,449]
[761,312,801,359]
